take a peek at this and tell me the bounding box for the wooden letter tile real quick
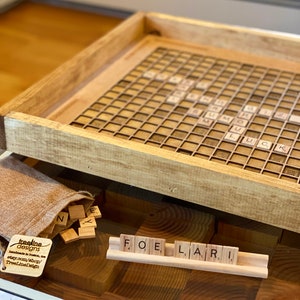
[221,246,239,264]
[224,132,240,143]
[87,206,102,219]
[174,240,190,259]
[206,244,223,263]
[79,216,97,228]
[218,114,233,124]
[55,211,69,226]
[190,242,206,261]
[241,136,257,147]
[257,139,272,150]
[149,238,165,256]
[60,228,79,244]
[274,143,290,154]
[78,227,96,239]
[68,204,86,220]
[120,234,135,252]
[134,236,150,254]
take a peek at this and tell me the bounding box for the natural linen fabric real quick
[0,155,94,240]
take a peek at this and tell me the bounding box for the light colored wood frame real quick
[1,12,300,233]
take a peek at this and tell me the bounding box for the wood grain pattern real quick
[1,163,299,299]
[0,1,122,106]
[4,111,300,233]
[145,12,300,63]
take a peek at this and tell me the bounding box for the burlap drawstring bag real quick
[0,155,94,241]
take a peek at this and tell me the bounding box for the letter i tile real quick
[221,246,239,264]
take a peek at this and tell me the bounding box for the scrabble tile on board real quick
[68,204,86,220]
[60,228,79,244]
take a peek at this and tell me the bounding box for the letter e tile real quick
[149,238,165,256]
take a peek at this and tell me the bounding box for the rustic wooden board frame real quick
[1,12,300,233]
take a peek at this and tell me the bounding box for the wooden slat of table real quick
[256,245,300,299]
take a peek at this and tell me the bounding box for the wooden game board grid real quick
[70,47,300,183]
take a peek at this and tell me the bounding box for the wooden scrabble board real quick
[1,12,300,233]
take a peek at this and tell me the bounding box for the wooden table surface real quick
[0,2,300,299]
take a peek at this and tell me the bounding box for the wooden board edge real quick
[4,111,300,233]
[144,12,300,63]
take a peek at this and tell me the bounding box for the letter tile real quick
[55,212,69,226]
[221,246,239,264]
[87,206,102,219]
[274,143,290,154]
[241,136,257,147]
[174,240,190,259]
[198,117,213,127]
[187,108,203,118]
[135,236,150,254]
[142,71,157,79]
[68,204,86,220]
[257,139,272,150]
[149,238,165,256]
[166,95,181,105]
[190,242,206,261]
[258,108,273,117]
[196,81,211,89]
[186,93,200,101]
[199,96,213,104]
[206,244,223,263]
[218,114,234,124]
[289,114,300,124]
[243,105,258,113]
[224,132,240,143]
[79,216,97,228]
[274,111,288,121]
[120,234,135,252]
[78,227,96,239]
[60,228,79,244]
[168,75,182,84]
[204,111,219,120]
[230,125,246,134]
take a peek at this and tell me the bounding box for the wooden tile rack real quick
[0,12,300,233]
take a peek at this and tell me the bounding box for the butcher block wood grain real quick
[1,165,300,299]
